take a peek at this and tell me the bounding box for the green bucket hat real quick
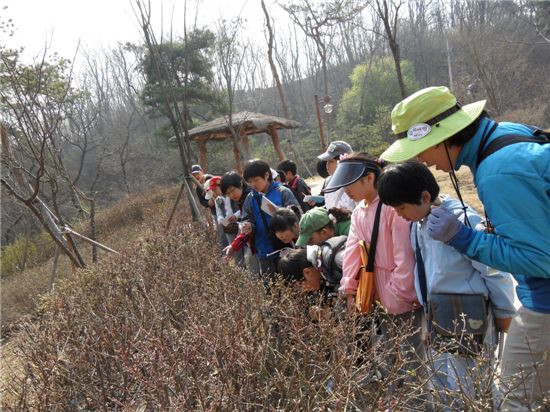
[296,207,330,247]
[381,86,486,162]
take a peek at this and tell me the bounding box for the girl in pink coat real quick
[324,153,419,315]
[324,153,423,405]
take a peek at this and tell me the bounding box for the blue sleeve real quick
[280,186,302,212]
[450,172,550,279]
[240,193,256,233]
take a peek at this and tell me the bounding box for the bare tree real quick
[0,49,86,268]
[133,0,203,225]
[280,0,364,98]
[261,0,290,119]
[372,0,407,98]
[213,17,250,168]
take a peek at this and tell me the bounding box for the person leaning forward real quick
[381,86,550,411]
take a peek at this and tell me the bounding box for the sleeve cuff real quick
[448,225,476,252]
[493,307,517,319]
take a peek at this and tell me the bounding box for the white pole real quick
[446,37,454,91]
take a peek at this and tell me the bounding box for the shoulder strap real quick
[414,224,429,314]
[255,195,269,232]
[365,201,383,272]
[476,126,550,168]
[325,236,347,275]
[290,176,299,190]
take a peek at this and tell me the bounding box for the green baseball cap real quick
[381,86,486,162]
[296,207,330,247]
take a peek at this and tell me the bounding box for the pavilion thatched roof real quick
[184,111,302,141]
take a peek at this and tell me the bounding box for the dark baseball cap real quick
[317,141,353,161]
[191,164,203,174]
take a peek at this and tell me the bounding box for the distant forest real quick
[2,0,549,246]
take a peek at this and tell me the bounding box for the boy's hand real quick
[495,317,513,333]
[239,222,252,235]
[426,207,464,243]
[223,245,234,258]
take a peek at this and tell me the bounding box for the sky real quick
[1,0,289,64]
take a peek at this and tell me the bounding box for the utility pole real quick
[446,37,454,91]
[314,95,327,152]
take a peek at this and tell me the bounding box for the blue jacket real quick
[241,182,300,259]
[413,196,516,319]
[451,117,550,313]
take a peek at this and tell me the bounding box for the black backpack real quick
[318,235,348,287]
[475,123,550,168]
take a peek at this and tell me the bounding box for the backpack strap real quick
[323,236,347,276]
[476,125,550,168]
[290,175,299,190]
[414,224,429,315]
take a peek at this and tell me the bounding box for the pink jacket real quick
[341,197,419,315]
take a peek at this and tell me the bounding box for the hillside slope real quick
[1,186,184,332]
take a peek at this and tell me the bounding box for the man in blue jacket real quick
[381,86,549,411]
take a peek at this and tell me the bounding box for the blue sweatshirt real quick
[450,117,550,313]
[241,181,300,259]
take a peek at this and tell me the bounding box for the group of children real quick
[190,139,517,408]
[189,85,549,410]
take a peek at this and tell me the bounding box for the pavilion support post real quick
[198,138,208,171]
[269,126,286,161]
[314,94,327,152]
[232,141,243,174]
[241,133,251,158]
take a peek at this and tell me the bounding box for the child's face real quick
[326,158,338,175]
[309,227,333,245]
[344,174,376,202]
[192,171,205,183]
[391,191,432,222]
[302,267,321,292]
[225,185,243,202]
[247,173,270,193]
[275,224,299,244]
[284,170,294,181]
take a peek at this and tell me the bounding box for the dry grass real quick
[1,186,184,333]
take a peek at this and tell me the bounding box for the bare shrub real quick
[2,219,518,410]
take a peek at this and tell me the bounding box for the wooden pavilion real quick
[172,111,302,172]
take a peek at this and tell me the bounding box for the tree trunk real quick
[261,0,290,118]
[269,126,286,161]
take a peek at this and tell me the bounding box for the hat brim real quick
[295,232,312,247]
[381,100,486,163]
[324,162,366,193]
[317,152,338,161]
